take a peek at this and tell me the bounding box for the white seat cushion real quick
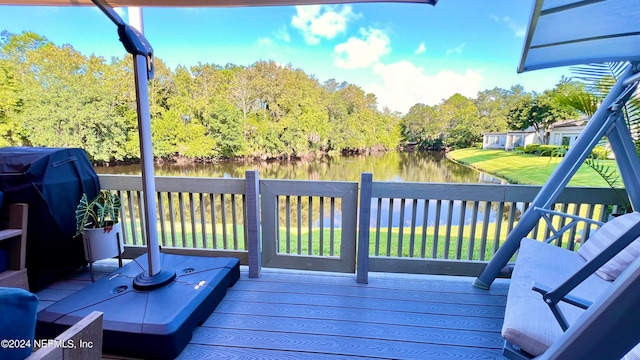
[577,212,640,281]
[502,238,611,356]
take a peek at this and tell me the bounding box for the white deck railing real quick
[98,172,624,276]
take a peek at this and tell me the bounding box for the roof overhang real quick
[0,0,435,6]
[519,0,640,73]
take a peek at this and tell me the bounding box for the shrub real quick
[521,144,565,156]
[591,146,610,160]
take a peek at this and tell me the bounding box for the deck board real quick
[36,262,508,359]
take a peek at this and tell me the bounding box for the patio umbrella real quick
[0,0,438,284]
[1,0,436,6]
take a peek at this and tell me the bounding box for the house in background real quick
[482,128,538,150]
[482,117,590,150]
[548,118,588,147]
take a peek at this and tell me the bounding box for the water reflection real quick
[96,151,505,184]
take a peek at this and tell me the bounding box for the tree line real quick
[0,30,591,164]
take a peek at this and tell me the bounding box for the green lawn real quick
[447,148,620,187]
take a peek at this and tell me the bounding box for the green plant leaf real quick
[75,193,96,235]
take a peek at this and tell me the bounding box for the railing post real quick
[245,170,261,278]
[357,173,373,284]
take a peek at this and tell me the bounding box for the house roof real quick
[549,117,589,129]
[0,0,436,6]
[519,0,640,72]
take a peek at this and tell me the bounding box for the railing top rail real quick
[260,178,358,197]
[370,181,625,204]
[98,174,246,194]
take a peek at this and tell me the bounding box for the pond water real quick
[95,151,505,184]
[97,151,508,228]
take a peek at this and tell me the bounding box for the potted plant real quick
[75,190,124,262]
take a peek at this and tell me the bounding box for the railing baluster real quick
[375,198,382,256]
[178,192,187,247]
[330,197,335,256]
[221,193,228,250]
[409,199,418,258]
[275,195,281,253]
[398,198,406,257]
[117,190,129,245]
[555,203,570,247]
[231,193,239,250]
[544,204,555,241]
[136,191,146,245]
[158,192,167,247]
[444,200,454,259]
[209,194,217,249]
[598,204,609,223]
[127,190,138,246]
[493,202,505,254]
[506,201,517,235]
[297,196,302,255]
[567,203,581,250]
[468,201,479,260]
[420,199,429,258]
[479,201,491,261]
[189,193,197,248]
[168,192,177,247]
[433,200,442,258]
[308,196,313,256]
[456,200,466,260]
[285,195,291,254]
[386,198,394,257]
[583,203,596,242]
[319,196,325,256]
[200,194,207,248]
[242,194,248,250]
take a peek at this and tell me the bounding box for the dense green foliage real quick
[0,30,591,162]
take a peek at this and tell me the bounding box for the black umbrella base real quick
[36,253,240,360]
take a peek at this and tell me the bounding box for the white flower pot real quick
[83,222,124,262]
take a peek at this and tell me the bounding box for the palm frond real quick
[570,62,640,143]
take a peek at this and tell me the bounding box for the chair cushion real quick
[577,212,640,281]
[0,287,38,360]
[502,238,610,356]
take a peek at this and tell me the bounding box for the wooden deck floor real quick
[35,262,510,360]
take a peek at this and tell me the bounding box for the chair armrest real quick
[27,311,103,360]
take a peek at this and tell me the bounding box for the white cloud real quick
[503,16,526,38]
[291,5,358,45]
[368,61,483,114]
[333,28,391,69]
[276,26,291,43]
[257,37,273,46]
[492,15,526,38]
[446,43,466,55]
[415,42,426,55]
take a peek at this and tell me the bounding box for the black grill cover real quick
[0,147,100,290]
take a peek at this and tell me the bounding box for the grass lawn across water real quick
[447,148,620,187]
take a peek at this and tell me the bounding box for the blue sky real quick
[0,1,569,114]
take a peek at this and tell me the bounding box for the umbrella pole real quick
[92,0,175,288]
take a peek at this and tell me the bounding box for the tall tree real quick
[440,93,481,148]
[401,103,443,149]
[507,87,579,144]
